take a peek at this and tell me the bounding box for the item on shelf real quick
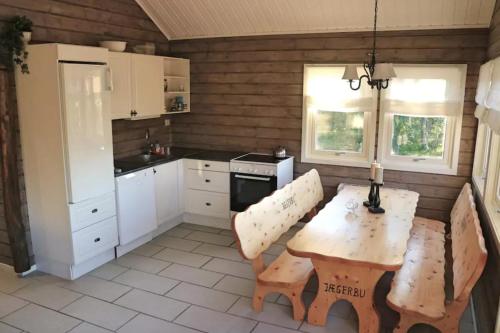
[133,42,155,55]
[99,41,127,52]
[154,141,161,154]
[175,96,184,111]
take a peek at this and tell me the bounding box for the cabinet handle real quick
[205,202,211,206]
[94,237,101,243]
[91,208,98,214]
[204,164,210,167]
[205,179,210,183]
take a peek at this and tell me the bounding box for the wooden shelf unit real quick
[164,56,190,114]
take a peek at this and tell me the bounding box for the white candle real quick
[370,161,380,180]
[374,166,384,184]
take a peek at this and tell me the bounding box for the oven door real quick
[230,173,277,212]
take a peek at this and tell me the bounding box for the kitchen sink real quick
[137,154,165,163]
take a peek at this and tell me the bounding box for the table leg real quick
[308,259,385,333]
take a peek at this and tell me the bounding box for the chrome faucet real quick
[144,129,151,153]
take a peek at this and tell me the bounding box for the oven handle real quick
[234,174,271,182]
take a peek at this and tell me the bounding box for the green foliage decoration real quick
[0,16,33,74]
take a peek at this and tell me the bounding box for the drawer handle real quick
[204,164,210,167]
[205,179,211,183]
[94,237,101,243]
[205,202,211,206]
[91,208,98,214]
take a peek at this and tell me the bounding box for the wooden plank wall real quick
[169,29,488,221]
[489,0,500,58]
[0,0,170,266]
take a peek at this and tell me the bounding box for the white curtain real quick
[478,58,500,134]
[304,65,375,113]
[381,64,467,117]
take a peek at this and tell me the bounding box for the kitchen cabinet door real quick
[109,52,133,120]
[154,161,180,225]
[131,54,164,118]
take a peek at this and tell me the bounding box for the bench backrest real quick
[232,169,324,260]
[450,183,487,301]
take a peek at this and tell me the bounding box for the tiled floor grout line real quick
[62,317,85,333]
[114,311,140,332]
[1,223,476,333]
[0,319,27,332]
[60,295,121,329]
[0,301,31,321]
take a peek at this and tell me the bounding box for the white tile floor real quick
[0,223,476,333]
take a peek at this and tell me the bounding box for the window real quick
[302,65,377,167]
[484,132,500,237]
[472,123,492,197]
[378,64,467,175]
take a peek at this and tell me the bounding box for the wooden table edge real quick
[286,246,403,272]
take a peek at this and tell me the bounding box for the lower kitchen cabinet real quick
[183,159,231,229]
[154,160,183,226]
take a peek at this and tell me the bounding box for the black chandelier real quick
[342,0,396,91]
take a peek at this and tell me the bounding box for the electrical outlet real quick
[164,119,171,126]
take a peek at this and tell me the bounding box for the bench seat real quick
[258,251,314,287]
[387,217,447,320]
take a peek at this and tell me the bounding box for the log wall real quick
[0,0,169,266]
[169,29,489,221]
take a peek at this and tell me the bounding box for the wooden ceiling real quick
[135,0,496,40]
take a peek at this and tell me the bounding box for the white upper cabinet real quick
[132,54,164,118]
[109,52,132,120]
[109,52,164,119]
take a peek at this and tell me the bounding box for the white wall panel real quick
[136,0,495,40]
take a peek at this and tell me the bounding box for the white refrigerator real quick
[59,62,115,203]
[16,44,117,279]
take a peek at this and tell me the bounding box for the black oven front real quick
[230,172,278,213]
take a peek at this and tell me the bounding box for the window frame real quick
[484,132,500,241]
[301,64,377,168]
[376,64,467,175]
[472,123,492,197]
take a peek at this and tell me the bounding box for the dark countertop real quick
[114,147,248,177]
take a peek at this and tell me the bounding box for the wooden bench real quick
[232,169,324,320]
[386,183,487,333]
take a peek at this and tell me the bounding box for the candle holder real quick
[363,179,375,207]
[368,182,385,214]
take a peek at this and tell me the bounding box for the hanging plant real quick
[0,16,33,74]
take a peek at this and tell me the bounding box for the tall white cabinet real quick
[15,44,118,279]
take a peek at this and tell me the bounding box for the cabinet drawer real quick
[184,159,229,173]
[186,169,229,193]
[185,189,229,219]
[72,217,118,264]
[69,192,116,232]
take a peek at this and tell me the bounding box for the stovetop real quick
[232,153,291,164]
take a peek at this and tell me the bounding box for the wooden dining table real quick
[287,184,419,333]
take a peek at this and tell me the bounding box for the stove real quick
[230,153,294,213]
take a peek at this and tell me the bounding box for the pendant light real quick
[342,0,396,90]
